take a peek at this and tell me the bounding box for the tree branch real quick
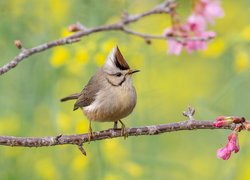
[0,0,213,76]
[0,0,174,76]
[0,120,235,148]
[1,105,246,156]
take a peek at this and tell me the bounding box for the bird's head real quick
[103,46,139,87]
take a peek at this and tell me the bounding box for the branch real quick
[0,0,176,76]
[1,106,246,157]
[0,120,234,148]
[0,0,213,76]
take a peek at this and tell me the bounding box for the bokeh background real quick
[0,0,250,179]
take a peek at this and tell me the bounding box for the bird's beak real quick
[128,69,140,75]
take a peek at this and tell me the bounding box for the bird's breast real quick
[83,85,136,122]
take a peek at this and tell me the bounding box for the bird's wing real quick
[73,70,103,110]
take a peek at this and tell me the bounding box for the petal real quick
[167,40,183,55]
[217,147,231,160]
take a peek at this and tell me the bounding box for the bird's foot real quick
[88,121,94,143]
[113,121,118,130]
[88,131,94,143]
[119,120,128,139]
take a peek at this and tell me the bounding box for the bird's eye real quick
[115,72,122,77]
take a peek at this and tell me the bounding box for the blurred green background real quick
[1,0,250,179]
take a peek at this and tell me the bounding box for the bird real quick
[60,46,139,139]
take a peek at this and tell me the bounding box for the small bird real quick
[60,46,139,139]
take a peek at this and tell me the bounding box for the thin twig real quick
[0,0,212,76]
[0,120,236,148]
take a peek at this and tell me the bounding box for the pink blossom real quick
[187,14,207,32]
[185,30,215,53]
[216,131,240,160]
[186,40,206,53]
[217,147,231,160]
[195,0,224,24]
[203,0,224,23]
[213,120,225,127]
[163,0,223,55]
[167,40,183,55]
[164,28,184,55]
[213,115,234,127]
[215,116,227,121]
[227,133,240,153]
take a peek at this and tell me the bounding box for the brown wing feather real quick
[73,70,104,111]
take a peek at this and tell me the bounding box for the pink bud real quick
[213,121,225,127]
[217,147,231,160]
[215,116,226,121]
[227,133,240,153]
[213,116,234,127]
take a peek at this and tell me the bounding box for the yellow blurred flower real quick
[154,41,168,53]
[104,174,124,180]
[66,62,84,76]
[202,38,225,58]
[3,147,22,157]
[57,112,71,132]
[35,158,59,180]
[95,53,106,67]
[86,41,97,51]
[75,48,89,64]
[49,0,69,23]
[124,161,143,177]
[234,51,249,72]
[130,53,144,68]
[102,39,117,53]
[75,118,89,134]
[50,47,70,67]
[101,139,127,164]
[0,115,20,134]
[60,28,74,38]
[241,25,250,41]
[235,162,250,180]
[10,0,25,17]
[71,153,89,172]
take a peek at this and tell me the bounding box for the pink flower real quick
[216,131,240,160]
[167,40,183,55]
[217,147,231,160]
[227,133,240,153]
[215,116,227,121]
[213,115,233,127]
[213,121,225,127]
[164,28,184,55]
[203,0,224,24]
[195,0,224,24]
[163,0,222,55]
[187,14,207,32]
[213,116,246,127]
[186,40,206,53]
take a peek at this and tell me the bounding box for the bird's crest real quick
[104,46,130,70]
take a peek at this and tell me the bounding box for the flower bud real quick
[14,40,22,49]
[68,24,80,32]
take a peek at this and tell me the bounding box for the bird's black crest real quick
[114,47,130,70]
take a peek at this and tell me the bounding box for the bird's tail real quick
[60,93,80,102]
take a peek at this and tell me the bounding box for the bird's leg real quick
[119,120,128,139]
[88,120,93,143]
[113,121,118,129]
